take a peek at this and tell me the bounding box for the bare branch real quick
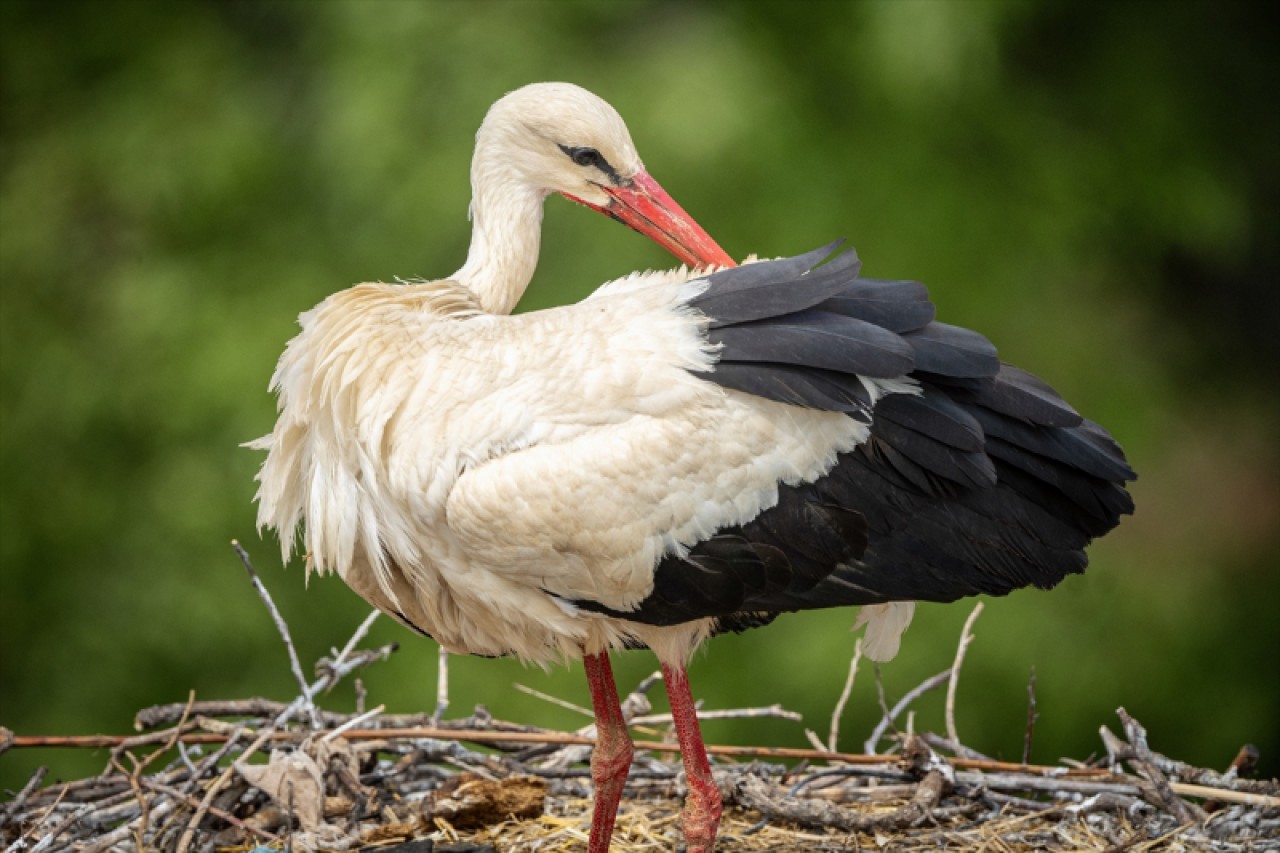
[1116,707,1205,825]
[827,638,862,753]
[864,668,950,755]
[945,601,984,747]
[230,540,319,729]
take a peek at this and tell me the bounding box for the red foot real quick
[662,662,723,852]
[680,775,724,852]
[584,653,634,853]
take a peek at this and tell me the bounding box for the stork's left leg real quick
[661,662,723,852]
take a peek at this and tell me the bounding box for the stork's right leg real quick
[584,652,634,853]
[662,662,723,853]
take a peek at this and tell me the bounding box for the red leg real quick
[584,652,634,853]
[662,662,723,852]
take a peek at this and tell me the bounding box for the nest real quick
[3,547,1278,852]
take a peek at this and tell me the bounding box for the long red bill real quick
[563,171,736,269]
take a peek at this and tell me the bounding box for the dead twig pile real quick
[2,547,1277,852]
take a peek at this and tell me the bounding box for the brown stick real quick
[6,726,1110,777]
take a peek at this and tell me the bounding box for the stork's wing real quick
[564,244,1136,630]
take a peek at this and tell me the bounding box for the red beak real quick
[562,170,736,269]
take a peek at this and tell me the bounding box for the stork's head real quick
[474,82,733,268]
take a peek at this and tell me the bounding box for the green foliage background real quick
[3,1,1277,790]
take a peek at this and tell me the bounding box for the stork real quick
[251,82,1135,852]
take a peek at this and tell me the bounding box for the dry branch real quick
[231,540,319,730]
[864,668,950,755]
[944,601,985,760]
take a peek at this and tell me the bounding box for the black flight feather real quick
[710,310,916,378]
[821,278,935,333]
[903,323,1001,378]
[873,391,985,451]
[696,241,855,328]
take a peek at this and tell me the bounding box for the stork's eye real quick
[558,144,622,186]
[561,145,604,170]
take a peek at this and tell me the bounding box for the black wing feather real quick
[710,310,916,378]
[874,391,985,451]
[709,361,868,414]
[903,323,1001,378]
[698,241,856,328]
[952,364,1083,427]
[822,278,936,332]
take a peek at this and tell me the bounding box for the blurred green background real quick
[3,0,1277,792]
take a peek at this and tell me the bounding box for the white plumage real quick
[252,265,890,663]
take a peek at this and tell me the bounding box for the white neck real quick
[451,158,546,316]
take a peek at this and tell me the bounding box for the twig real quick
[922,732,995,762]
[945,602,983,748]
[355,678,367,715]
[327,609,381,685]
[3,770,63,853]
[1115,707,1204,825]
[513,683,593,718]
[802,728,827,753]
[1102,727,1273,795]
[141,780,280,843]
[1,765,47,824]
[79,797,178,853]
[106,689,196,850]
[828,638,862,753]
[1,727,1112,774]
[864,668,950,755]
[1168,782,1280,808]
[1023,665,1038,765]
[231,540,319,729]
[731,772,977,833]
[321,704,385,742]
[274,644,398,729]
[181,726,243,796]
[873,664,893,744]
[953,769,1156,799]
[136,649,396,732]
[634,706,802,726]
[619,671,662,722]
[174,726,273,853]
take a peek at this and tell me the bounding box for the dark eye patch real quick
[558,144,622,185]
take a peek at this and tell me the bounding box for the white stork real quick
[251,82,1135,852]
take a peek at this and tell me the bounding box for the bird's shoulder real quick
[303,278,485,326]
